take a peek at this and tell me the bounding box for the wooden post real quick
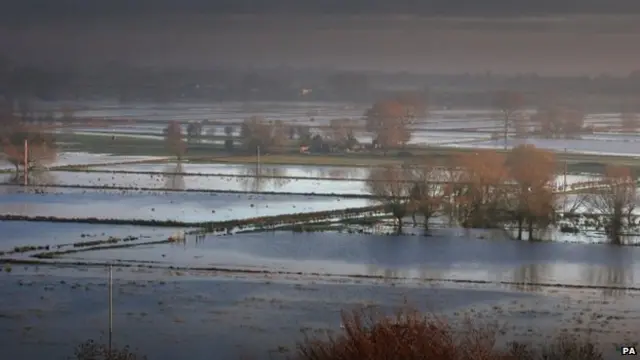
[563,148,568,190]
[23,139,28,186]
[257,145,261,175]
[108,264,113,356]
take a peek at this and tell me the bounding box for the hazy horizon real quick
[2,1,640,76]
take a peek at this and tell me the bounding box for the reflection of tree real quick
[1,169,57,187]
[317,167,366,179]
[584,249,632,297]
[365,265,404,283]
[417,267,447,282]
[511,263,547,292]
[163,162,185,190]
[238,165,290,192]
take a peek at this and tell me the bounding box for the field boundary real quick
[2,257,639,294]
[0,205,385,229]
[0,183,374,198]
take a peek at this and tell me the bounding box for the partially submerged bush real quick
[295,308,605,360]
[73,339,146,360]
[296,307,507,360]
[69,308,606,360]
[537,334,603,360]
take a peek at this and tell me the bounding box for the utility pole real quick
[563,147,568,191]
[503,113,509,151]
[23,139,28,186]
[256,145,261,176]
[108,263,113,356]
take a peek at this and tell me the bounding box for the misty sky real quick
[2,0,640,75]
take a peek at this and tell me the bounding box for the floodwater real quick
[0,152,167,171]
[447,137,640,157]
[33,99,640,155]
[4,165,594,195]
[0,221,185,252]
[89,163,372,179]
[61,228,639,290]
[0,266,553,360]
[36,171,371,194]
[0,187,370,222]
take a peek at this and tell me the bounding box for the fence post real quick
[23,139,28,186]
[108,263,113,356]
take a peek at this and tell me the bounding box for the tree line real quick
[162,89,639,161]
[366,145,637,245]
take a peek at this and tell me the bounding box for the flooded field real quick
[39,171,371,194]
[0,265,635,360]
[0,163,595,195]
[89,163,372,179]
[445,136,640,156]
[0,187,370,222]
[0,221,183,252]
[43,100,640,155]
[56,228,639,289]
[2,102,640,359]
[0,152,167,171]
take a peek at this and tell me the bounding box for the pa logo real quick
[621,346,638,356]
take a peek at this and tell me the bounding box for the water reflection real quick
[511,263,549,292]
[584,248,633,297]
[365,265,405,282]
[316,167,369,179]
[510,258,635,296]
[163,162,185,190]
[366,265,450,284]
[0,169,57,187]
[238,165,291,192]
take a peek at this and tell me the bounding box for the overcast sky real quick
[2,0,640,75]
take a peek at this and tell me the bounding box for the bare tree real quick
[296,125,312,144]
[163,121,185,160]
[364,100,411,154]
[240,116,269,153]
[493,90,524,150]
[532,106,585,139]
[585,165,637,245]
[454,150,510,228]
[406,161,446,232]
[239,116,287,153]
[326,118,358,150]
[366,165,412,233]
[506,145,557,240]
[271,119,288,149]
[186,121,203,143]
[621,113,639,132]
[1,114,56,174]
[327,118,350,144]
[224,125,234,137]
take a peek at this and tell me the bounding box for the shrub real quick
[396,151,414,158]
[70,309,606,360]
[295,307,605,360]
[73,339,146,360]
[296,307,508,360]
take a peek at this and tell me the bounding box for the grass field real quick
[55,132,640,174]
